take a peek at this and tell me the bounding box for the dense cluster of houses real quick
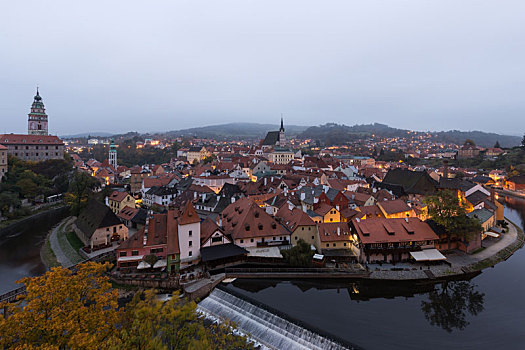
[69,143,508,275]
[66,123,511,275]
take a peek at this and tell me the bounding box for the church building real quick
[262,117,286,147]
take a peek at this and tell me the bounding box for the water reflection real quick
[229,276,486,333]
[421,280,485,333]
[501,196,525,226]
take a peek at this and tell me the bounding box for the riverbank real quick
[496,187,525,200]
[0,206,68,240]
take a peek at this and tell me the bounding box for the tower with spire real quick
[278,115,286,146]
[109,139,118,169]
[28,88,49,135]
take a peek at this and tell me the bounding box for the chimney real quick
[231,197,236,203]
[264,177,267,186]
[193,191,197,200]
[300,192,306,201]
[443,160,449,179]
[491,187,495,203]
[337,226,341,236]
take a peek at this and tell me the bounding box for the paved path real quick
[49,217,77,268]
[446,219,518,267]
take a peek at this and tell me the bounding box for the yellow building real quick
[107,191,136,214]
[276,206,320,250]
[318,222,359,257]
[314,203,341,223]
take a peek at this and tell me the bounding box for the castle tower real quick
[27,88,49,135]
[278,115,286,146]
[109,139,118,169]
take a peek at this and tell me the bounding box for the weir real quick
[197,287,357,350]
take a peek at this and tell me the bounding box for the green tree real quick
[425,190,482,249]
[282,239,314,267]
[65,170,100,215]
[15,177,38,199]
[522,134,525,150]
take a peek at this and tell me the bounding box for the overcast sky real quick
[1,1,524,136]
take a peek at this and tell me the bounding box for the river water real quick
[221,197,525,350]
[0,209,68,294]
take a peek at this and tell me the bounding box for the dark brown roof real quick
[378,199,412,215]
[76,200,122,241]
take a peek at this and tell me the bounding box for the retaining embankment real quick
[0,206,69,240]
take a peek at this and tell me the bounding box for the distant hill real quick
[431,130,520,149]
[297,123,521,148]
[163,122,310,140]
[61,132,114,139]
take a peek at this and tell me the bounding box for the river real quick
[0,208,68,294]
[220,198,525,350]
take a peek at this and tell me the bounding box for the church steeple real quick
[278,115,286,146]
[28,87,49,135]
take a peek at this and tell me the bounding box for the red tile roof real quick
[221,197,289,240]
[179,201,201,225]
[0,134,63,145]
[318,222,352,242]
[109,190,131,202]
[377,199,413,215]
[276,206,315,231]
[352,217,438,244]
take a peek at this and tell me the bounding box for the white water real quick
[197,288,353,350]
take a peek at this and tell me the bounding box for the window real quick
[151,248,163,254]
[189,240,192,247]
[326,243,329,247]
[189,251,192,257]
[240,239,244,243]
[132,250,139,256]
[344,243,347,246]
[250,238,254,243]
[212,236,222,243]
[119,252,127,257]
[312,236,314,240]
[301,227,304,231]
[189,230,192,237]
[333,243,336,247]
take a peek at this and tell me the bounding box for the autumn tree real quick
[1,263,253,350]
[0,262,118,349]
[108,290,253,350]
